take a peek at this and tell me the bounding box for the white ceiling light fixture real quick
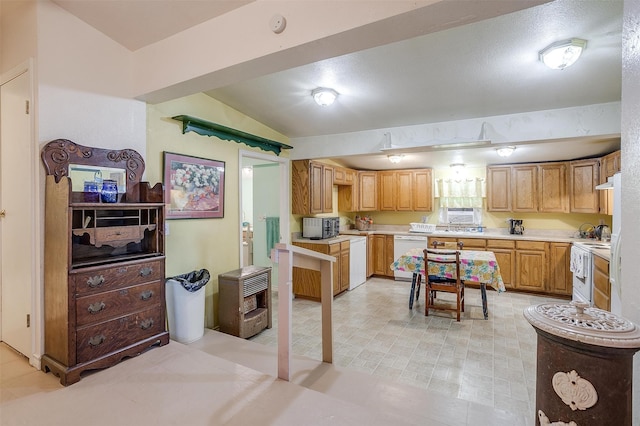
[496,146,516,157]
[388,154,404,164]
[450,163,465,174]
[312,87,338,106]
[539,38,587,70]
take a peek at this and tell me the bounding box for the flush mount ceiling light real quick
[539,38,587,70]
[450,163,465,174]
[496,146,516,157]
[312,87,338,106]
[388,154,404,164]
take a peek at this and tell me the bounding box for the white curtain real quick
[435,178,486,208]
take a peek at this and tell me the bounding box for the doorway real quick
[239,150,290,287]
[0,61,37,363]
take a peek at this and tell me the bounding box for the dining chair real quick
[431,240,464,250]
[423,248,465,321]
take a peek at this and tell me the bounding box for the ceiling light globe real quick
[388,154,403,164]
[539,38,587,70]
[312,88,338,106]
[496,146,516,157]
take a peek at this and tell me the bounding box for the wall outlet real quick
[164,222,170,236]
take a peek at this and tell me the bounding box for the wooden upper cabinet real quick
[358,171,378,211]
[487,166,511,211]
[412,169,433,212]
[539,162,569,213]
[378,171,396,211]
[396,171,413,211]
[511,165,538,212]
[599,150,620,215]
[569,159,600,213]
[292,160,334,215]
[333,166,356,185]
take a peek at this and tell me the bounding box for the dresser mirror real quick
[69,164,127,194]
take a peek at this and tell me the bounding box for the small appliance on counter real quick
[302,217,340,239]
[508,218,524,235]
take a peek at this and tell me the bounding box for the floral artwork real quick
[164,152,225,219]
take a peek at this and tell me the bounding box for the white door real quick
[1,67,34,357]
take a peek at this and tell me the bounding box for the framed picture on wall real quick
[163,152,225,219]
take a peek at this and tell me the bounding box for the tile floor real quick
[0,276,563,425]
[247,277,564,416]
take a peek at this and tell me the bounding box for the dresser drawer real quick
[73,258,164,297]
[76,307,165,364]
[76,281,163,327]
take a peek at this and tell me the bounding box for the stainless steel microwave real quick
[302,217,339,239]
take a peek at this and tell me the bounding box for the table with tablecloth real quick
[390,248,506,319]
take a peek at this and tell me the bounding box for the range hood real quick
[596,177,614,190]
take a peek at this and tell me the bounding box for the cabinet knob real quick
[87,275,105,288]
[140,290,154,301]
[87,301,106,314]
[139,318,154,330]
[88,334,106,347]
[0,209,5,218]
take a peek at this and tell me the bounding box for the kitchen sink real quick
[575,241,611,249]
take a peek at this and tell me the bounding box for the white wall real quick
[622,0,640,420]
[36,1,146,153]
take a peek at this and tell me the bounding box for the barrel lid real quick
[524,302,640,349]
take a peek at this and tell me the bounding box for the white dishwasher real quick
[348,236,367,290]
[393,234,428,281]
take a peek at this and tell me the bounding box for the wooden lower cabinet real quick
[292,241,349,300]
[547,243,572,296]
[593,255,611,311]
[367,234,375,277]
[486,239,515,290]
[371,234,394,277]
[514,241,547,293]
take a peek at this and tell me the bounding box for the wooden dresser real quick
[40,140,169,385]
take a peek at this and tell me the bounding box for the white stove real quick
[571,241,611,305]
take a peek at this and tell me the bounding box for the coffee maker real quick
[508,219,524,235]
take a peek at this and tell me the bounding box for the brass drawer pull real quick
[88,301,106,314]
[140,318,154,330]
[140,267,153,277]
[88,334,106,347]
[140,290,154,301]
[87,275,105,288]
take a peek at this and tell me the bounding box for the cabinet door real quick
[491,249,515,290]
[593,256,610,311]
[333,167,347,185]
[378,171,396,211]
[340,241,350,292]
[413,169,433,211]
[547,243,572,296]
[372,235,387,275]
[337,184,357,212]
[396,171,413,211]
[322,165,334,213]
[539,162,569,213]
[310,162,324,214]
[487,166,511,211]
[367,234,375,277]
[569,159,599,213]
[329,243,341,296]
[515,242,546,292]
[359,172,378,211]
[511,165,537,212]
[385,235,395,277]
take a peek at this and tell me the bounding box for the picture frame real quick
[163,152,225,219]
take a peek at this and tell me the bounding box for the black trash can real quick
[524,302,640,426]
[165,269,210,343]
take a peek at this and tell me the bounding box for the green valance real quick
[172,115,293,156]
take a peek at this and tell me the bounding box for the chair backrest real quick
[431,240,463,250]
[423,248,461,284]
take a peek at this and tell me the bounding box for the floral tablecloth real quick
[390,248,506,293]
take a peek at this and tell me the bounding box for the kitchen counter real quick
[296,228,609,249]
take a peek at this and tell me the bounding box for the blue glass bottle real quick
[83,181,100,202]
[101,180,118,203]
